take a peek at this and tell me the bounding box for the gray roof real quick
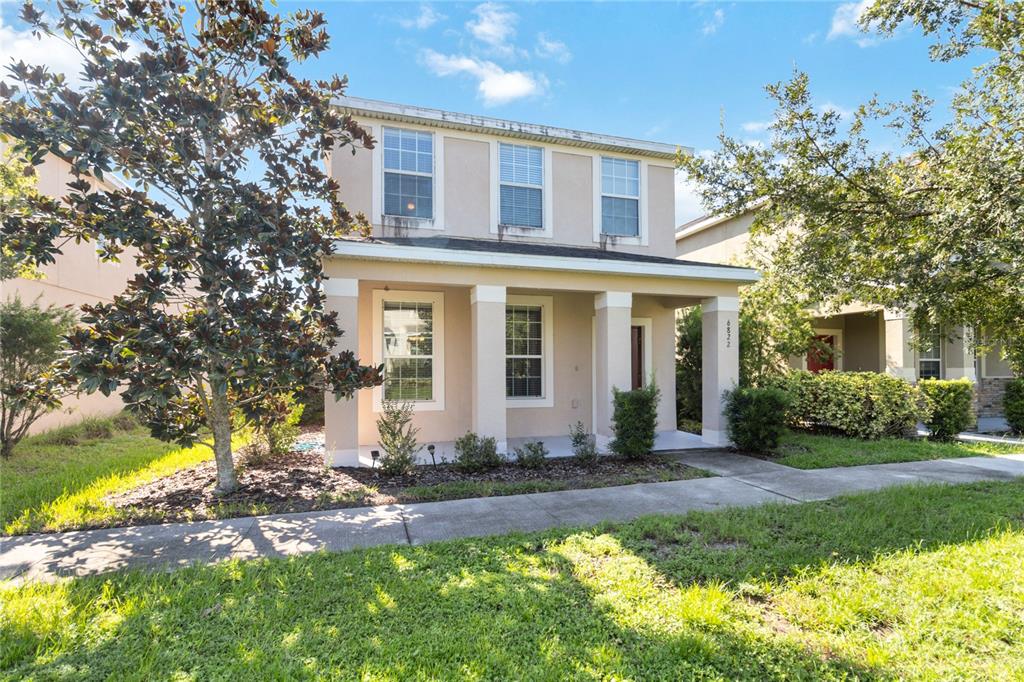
[348,236,754,271]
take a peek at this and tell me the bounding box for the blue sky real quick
[1,1,978,224]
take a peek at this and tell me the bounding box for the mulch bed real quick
[105,428,708,525]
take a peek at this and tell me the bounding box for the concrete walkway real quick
[3,452,1024,584]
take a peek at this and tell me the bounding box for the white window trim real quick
[631,317,653,385]
[918,329,943,380]
[593,154,650,247]
[371,123,445,231]
[799,327,844,371]
[506,294,554,408]
[490,142,554,239]
[371,289,445,413]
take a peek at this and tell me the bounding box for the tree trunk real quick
[208,382,238,495]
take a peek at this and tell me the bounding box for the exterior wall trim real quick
[332,240,760,283]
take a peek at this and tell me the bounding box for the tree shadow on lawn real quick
[4,480,1022,679]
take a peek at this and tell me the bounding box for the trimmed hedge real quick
[919,379,975,441]
[1004,378,1024,434]
[724,387,791,454]
[610,383,660,460]
[768,370,921,439]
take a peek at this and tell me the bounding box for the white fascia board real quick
[330,240,761,284]
[335,96,687,161]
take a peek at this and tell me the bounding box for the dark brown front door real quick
[807,335,836,373]
[631,325,644,389]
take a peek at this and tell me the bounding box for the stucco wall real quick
[843,311,882,372]
[332,116,679,259]
[675,212,755,265]
[1,152,138,433]
[349,281,680,446]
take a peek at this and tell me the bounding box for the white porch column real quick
[594,291,632,442]
[945,325,977,382]
[324,278,360,467]
[471,285,508,452]
[701,296,739,446]
[883,309,917,382]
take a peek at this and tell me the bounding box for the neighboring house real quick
[675,208,1017,422]
[1,150,138,433]
[321,97,759,466]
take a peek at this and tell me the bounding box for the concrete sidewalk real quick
[3,452,1024,584]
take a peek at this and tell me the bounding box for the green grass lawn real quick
[0,417,216,535]
[3,480,1023,680]
[770,430,1023,469]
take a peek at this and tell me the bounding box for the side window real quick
[918,327,942,379]
[383,127,433,220]
[499,143,543,229]
[601,157,640,237]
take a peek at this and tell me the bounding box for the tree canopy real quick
[681,0,1024,372]
[1,0,382,492]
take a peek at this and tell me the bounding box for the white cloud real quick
[828,0,880,47]
[420,49,546,106]
[702,8,725,36]
[397,4,445,30]
[535,33,571,64]
[819,101,854,120]
[466,2,522,58]
[674,150,717,226]
[0,13,86,87]
[741,120,771,134]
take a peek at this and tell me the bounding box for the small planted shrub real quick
[514,440,548,469]
[376,400,422,476]
[724,386,791,454]
[919,379,975,440]
[245,393,304,464]
[1005,378,1024,434]
[454,432,503,472]
[569,420,599,466]
[610,382,660,460]
[769,370,921,439]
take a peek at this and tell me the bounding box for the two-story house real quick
[675,207,1017,428]
[320,98,759,466]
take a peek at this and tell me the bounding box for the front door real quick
[631,325,645,389]
[807,335,836,373]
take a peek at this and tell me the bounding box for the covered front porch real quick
[322,237,759,467]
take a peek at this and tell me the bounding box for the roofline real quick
[334,96,690,161]
[328,239,760,283]
[674,199,767,241]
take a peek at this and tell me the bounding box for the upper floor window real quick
[499,143,543,229]
[919,327,942,379]
[601,157,639,237]
[383,127,433,220]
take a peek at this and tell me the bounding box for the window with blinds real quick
[499,143,543,229]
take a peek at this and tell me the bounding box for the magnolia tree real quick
[1,0,382,492]
[681,0,1024,371]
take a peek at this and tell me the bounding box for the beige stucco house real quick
[1,150,139,433]
[321,98,759,467]
[675,208,1017,422]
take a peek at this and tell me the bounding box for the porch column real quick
[945,326,977,382]
[701,296,739,446]
[471,285,508,452]
[594,291,632,442]
[883,309,917,382]
[324,278,360,467]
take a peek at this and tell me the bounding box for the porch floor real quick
[352,429,710,468]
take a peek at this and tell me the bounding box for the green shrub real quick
[919,379,974,440]
[35,417,115,447]
[296,388,325,427]
[453,432,503,472]
[724,387,791,454]
[1002,378,1024,434]
[247,393,303,463]
[610,383,660,460]
[769,370,921,439]
[513,441,548,469]
[376,400,421,476]
[569,421,599,466]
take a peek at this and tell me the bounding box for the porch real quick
[322,237,759,467]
